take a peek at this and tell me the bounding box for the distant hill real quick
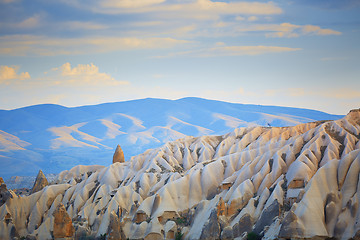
[0,97,343,178]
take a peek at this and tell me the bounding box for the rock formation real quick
[0,184,16,207]
[53,203,74,239]
[0,177,4,185]
[112,144,125,163]
[0,109,360,239]
[107,210,126,240]
[30,170,48,194]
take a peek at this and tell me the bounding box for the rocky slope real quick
[0,109,359,240]
[0,97,342,178]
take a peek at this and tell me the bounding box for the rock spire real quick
[113,144,125,163]
[30,170,48,194]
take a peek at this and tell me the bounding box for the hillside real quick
[0,109,359,240]
[0,97,343,178]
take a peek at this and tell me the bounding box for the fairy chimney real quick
[30,170,48,194]
[113,144,125,163]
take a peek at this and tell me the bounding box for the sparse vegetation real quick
[175,231,184,240]
[247,232,261,240]
[175,217,187,225]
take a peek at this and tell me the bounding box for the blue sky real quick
[0,0,359,114]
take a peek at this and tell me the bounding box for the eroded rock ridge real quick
[0,110,360,239]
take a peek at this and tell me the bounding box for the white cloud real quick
[0,35,191,56]
[0,14,43,32]
[156,44,301,58]
[67,0,283,18]
[0,63,127,87]
[0,66,30,84]
[99,0,165,9]
[247,16,258,22]
[49,62,129,86]
[214,21,228,28]
[207,45,301,56]
[260,23,341,38]
[301,25,341,36]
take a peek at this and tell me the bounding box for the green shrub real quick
[175,217,186,225]
[175,231,183,240]
[247,232,260,240]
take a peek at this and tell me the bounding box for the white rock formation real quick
[0,109,359,239]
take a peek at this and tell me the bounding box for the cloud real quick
[0,66,30,84]
[66,0,283,19]
[229,22,341,38]
[247,16,258,22]
[260,23,341,38]
[317,88,360,100]
[0,35,191,56]
[148,21,341,40]
[16,15,42,28]
[214,21,228,28]
[49,63,129,86]
[235,16,245,21]
[61,21,109,30]
[99,0,166,9]
[0,14,43,32]
[156,45,301,58]
[0,63,127,88]
[301,25,341,36]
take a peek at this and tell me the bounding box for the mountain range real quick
[0,97,343,178]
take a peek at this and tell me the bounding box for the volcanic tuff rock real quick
[52,203,74,239]
[113,144,125,164]
[0,183,16,207]
[0,109,359,239]
[30,170,48,194]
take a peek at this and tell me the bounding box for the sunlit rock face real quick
[52,203,74,239]
[30,170,48,194]
[113,144,125,164]
[0,110,359,240]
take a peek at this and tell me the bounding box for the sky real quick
[0,0,359,115]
